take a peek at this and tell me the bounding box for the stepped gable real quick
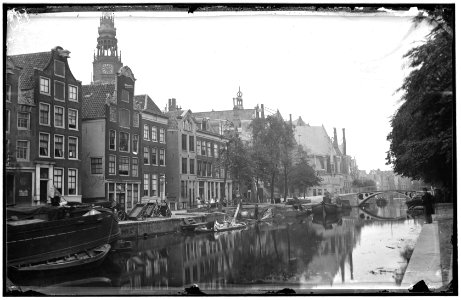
[9,51,52,90]
[82,83,116,119]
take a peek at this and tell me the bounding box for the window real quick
[54,81,65,101]
[151,126,157,141]
[91,158,103,174]
[68,109,78,130]
[39,133,50,157]
[119,157,129,176]
[214,144,218,158]
[132,134,139,154]
[39,103,50,125]
[159,149,165,166]
[197,140,201,155]
[68,169,77,195]
[189,136,195,152]
[108,183,115,202]
[207,142,212,157]
[182,134,187,151]
[54,135,64,158]
[190,159,195,175]
[110,106,117,122]
[143,147,149,165]
[132,158,138,177]
[181,181,186,198]
[54,60,65,77]
[109,130,116,150]
[53,168,64,194]
[6,110,10,133]
[121,89,129,102]
[143,124,149,140]
[143,174,149,196]
[119,109,130,128]
[40,77,50,95]
[159,128,165,143]
[6,84,11,102]
[151,174,158,197]
[16,140,29,161]
[182,158,188,174]
[202,161,207,177]
[201,141,206,156]
[68,85,78,101]
[108,155,116,174]
[133,112,139,127]
[119,132,129,152]
[197,160,202,176]
[54,106,64,128]
[207,162,212,177]
[151,147,158,165]
[68,137,77,159]
[17,112,30,130]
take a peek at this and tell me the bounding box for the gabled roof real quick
[193,109,256,121]
[134,94,163,115]
[294,124,336,156]
[82,83,115,119]
[8,51,52,90]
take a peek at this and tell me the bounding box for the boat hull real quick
[11,244,111,272]
[311,202,341,216]
[7,207,120,267]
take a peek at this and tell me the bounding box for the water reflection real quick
[13,194,424,293]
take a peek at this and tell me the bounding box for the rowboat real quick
[180,218,209,232]
[10,244,111,272]
[194,220,247,233]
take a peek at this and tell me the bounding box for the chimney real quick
[255,104,260,118]
[342,128,347,155]
[333,128,339,149]
[168,98,177,111]
[261,104,265,119]
[289,114,292,126]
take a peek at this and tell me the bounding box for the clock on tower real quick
[102,64,114,74]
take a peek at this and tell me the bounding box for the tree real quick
[352,179,377,190]
[218,134,254,203]
[288,147,322,198]
[387,7,453,192]
[250,114,295,203]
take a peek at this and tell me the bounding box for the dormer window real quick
[54,60,65,77]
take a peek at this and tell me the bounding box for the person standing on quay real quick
[422,188,435,224]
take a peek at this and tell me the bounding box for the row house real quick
[165,98,232,210]
[134,94,168,203]
[81,66,141,212]
[6,47,83,206]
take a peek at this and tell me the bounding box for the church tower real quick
[92,13,123,84]
[233,87,244,110]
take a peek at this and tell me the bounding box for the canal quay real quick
[7,195,454,295]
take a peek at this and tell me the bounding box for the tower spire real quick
[92,12,123,83]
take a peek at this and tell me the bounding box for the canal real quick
[13,193,425,295]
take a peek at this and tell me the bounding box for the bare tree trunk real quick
[271,170,276,204]
[284,165,288,202]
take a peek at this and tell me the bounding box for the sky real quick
[6,7,432,172]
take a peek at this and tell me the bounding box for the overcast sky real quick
[6,7,432,172]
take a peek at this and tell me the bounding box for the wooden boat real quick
[7,205,120,268]
[311,201,341,217]
[10,244,111,272]
[180,218,208,232]
[194,220,247,233]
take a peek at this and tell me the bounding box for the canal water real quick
[13,193,425,294]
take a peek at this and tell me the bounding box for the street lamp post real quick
[160,174,165,203]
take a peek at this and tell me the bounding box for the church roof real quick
[193,109,256,121]
[9,51,52,90]
[82,83,115,119]
[294,124,337,156]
